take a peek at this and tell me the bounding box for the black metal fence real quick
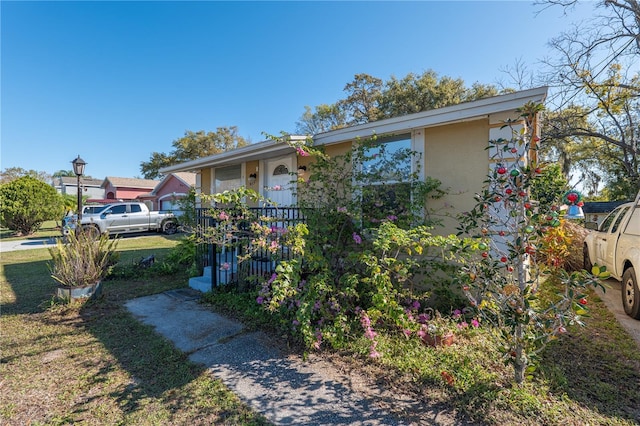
[195,206,305,288]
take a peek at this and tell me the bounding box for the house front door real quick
[264,156,295,206]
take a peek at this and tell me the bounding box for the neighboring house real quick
[52,176,105,200]
[100,177,160,202]
[138,172,196,214]
[160,87,548,236]
[582,201,628,228]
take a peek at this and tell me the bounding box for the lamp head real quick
[72,155,87,176]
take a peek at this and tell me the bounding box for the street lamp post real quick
[71,155,87,223]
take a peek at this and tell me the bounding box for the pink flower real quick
[218,211,229,220]
[403,329,412,338]
[369,350,381,358]
[256,296,264,304]
[364,328,377,340]
[337,207,347,213]
[360,313,371,328]
[471,319,480,328]
[296,147,310,157]
[220,262,230,271]
[352,232,362,244]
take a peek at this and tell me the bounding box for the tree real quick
[296,71,500,135]
[458,102,605,384]
[0,167,51,185]
[52,170,77,178]
[338,73,384,125]
[531,163,570,208]
[379,71,498,118]
[538,0,640,199]
[140,127,248,179]
[0,176,64,235]
[295,104,347,135]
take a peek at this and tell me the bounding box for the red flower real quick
[578,298,587,305]
[441,371,455,386]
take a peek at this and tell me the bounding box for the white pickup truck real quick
[62,202,178,237]
[584,192,640,319]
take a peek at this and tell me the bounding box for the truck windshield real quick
[84,205,109,215]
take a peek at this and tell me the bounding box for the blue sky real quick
[1,1,595,180]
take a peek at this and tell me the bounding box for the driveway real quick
[595,278,640,347]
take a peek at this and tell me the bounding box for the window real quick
[273,164,289,175]
[610,206,630,233]
[130,204,142,213]
[600,207,623,232]
[110,205,126,214]
[359,135,414,226]
[215,165,242,193]
[362,136,412,182]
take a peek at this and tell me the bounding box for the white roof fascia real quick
[159,138,302,174]
[313,86,548,146]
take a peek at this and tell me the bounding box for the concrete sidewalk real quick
[125,289,463,426]
[0,237,58,252]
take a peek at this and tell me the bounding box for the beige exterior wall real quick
[424,119,489,235]
[324,141,353,158]
[199,168,213,207]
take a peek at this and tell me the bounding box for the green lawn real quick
[0,235,268,425]
[0,220,62,240]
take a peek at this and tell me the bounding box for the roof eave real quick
[159,139,298,174]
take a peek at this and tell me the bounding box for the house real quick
[160,86,549,236]
[582,201,628,228]
[138,172,196,214]
[52,176,105,200]
[100,177,160,202]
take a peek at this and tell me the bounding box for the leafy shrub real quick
[0,176,64,235]
[107,235,197,280]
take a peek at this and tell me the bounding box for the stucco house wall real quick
[152,172,196,213]
[423,119,489,232]
[101,177,159,201]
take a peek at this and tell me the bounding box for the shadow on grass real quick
[538,297,640,423]
[1,258,58,315]
[1,247,268,424]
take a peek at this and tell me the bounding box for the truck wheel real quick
[163,221,178,235]
[621,267,640,319]
[583,244,593,272]
[82,226,100,240]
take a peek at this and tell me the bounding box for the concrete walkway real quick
[125,289,463,426]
